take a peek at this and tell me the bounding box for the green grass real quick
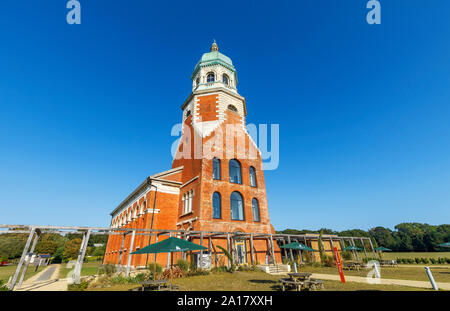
[59,261,102,279]
[300,265,450,283]
[85,271,429,291]
[0,264,46,284]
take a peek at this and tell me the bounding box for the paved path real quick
[310,273,450,290]
[16,264,68,291]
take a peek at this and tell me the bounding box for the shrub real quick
[407,258,415,264]
[237,264,260,272]
[186,269,210,276]
[146,262,163,274]
[396,258,403,264]
[414,258,420,264]
[216,245,235,273]
[162,266,184,279]
[342,251,352,261]
[446,258,450,264]
[211,265,228,273]
[323,256,335,267]
[98,264,116,276]
[0,280,9,291]
[438,257,446,264]
[177,259,189,272]
[430,258,436,264]
[421,258,429,264]
[68,281,89,291]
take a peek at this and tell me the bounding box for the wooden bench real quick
[280,278,303,291]
[307,279,325,291]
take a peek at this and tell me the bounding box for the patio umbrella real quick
[341,246,362,251]
[132,237,207,284]
[374,246,392,260]
[280,242,317,272]
[439,242,450,248]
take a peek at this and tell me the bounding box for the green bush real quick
[211,265,228,273]
[0,280,9,291]
[438,257,446,264]
[177,259,189,272]
[186,269,210,276]
[446,258,450,264]
[68,281,89,291]
[146,262,163,274]
[342,251,352,261]
[237,264,259,272]
[429,258,436,264]
[407,258,415,264]
[421,258,429,264]
[98,264,116,276]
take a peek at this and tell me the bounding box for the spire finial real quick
[211,39,219,52]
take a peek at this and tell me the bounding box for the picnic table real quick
[138,279,171,291]
[343,262,362,271]
[380,260,398,267]
[280,273,324,291]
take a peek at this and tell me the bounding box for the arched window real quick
[186,110,191,117]
[229,159,242,184]
[207,72,215,83]
[133,206,138,218]
[196,77,200,86]
[230,191,244,220]
[227,104,237,112]
[222,74,229,85]
[213,157,221,180]
[252,198,260,222]
[249,166,257,187]
[213,192,221,219]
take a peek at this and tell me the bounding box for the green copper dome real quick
[191,41,236,80]
[199,50,233,67]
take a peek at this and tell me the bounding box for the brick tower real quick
[104,42,281,268]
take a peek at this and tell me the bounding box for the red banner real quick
[333,247,346,283]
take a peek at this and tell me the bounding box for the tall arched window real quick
[230,191,244,220]
[252,198,260,222]
[249,166,257,187]
[229,159,242,184]
[213,192,221,219]
[222,74,229,85]
[213,157,221,180]
[207,72,215,83]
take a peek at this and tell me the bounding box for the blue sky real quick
[0,1,449,231]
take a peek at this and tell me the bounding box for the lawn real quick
[59,261,102,279]
[298,265,450,283]
[85,271,429,291]
[0,264,46,284]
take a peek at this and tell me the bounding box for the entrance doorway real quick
[234,240,247,265]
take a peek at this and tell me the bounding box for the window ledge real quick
[180,211,193,217]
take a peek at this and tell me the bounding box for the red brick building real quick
[104,42,282,268]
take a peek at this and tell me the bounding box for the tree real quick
[63,238,82,260]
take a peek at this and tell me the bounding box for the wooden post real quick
[368,237,377,258]
[269,234,276,264]
[361,238,368,259]
[166,233,172,269]
[226,234,231,268]
[350,238,359,261]
[74,230,91,284]
[250,234,255,265]
[199,232,204,269]
[125,230,136,277]
[17,230,41,289]
[154,234,159,263]
[287,235,294,262]
[10,227,36,290]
